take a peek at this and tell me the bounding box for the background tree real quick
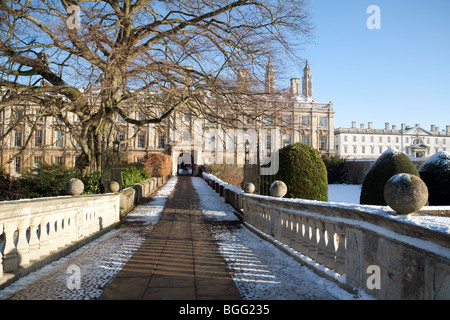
[0,0,313,173]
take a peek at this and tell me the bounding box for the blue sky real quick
[283,0,450,131]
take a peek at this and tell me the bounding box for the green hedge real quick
[419,151,450,205]
[274,142,328,201]
[360,149,420,205]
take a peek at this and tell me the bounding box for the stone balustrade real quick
[0,176,169,290]
[202,172,450,300]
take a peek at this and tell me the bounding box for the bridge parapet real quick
[202,172,450,300]
[0,176,168,290]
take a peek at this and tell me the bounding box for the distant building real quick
[335,121,450,160]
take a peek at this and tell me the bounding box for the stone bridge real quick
[0,173,449,300]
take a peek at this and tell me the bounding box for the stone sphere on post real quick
[243,182,255,194]
[384,173,428,215]
[270,180,287,198]
[66,178,84,196]
[110,181,120,193]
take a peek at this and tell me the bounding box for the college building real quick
[1,61,335,176]
[335,122,450,160]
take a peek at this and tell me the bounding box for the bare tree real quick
[0,0,313,173]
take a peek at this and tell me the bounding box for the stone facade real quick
[1,61,335,176]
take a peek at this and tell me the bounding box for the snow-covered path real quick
[0,176,365,300]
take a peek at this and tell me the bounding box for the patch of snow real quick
[328,184,361,204]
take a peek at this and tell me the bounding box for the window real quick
[55,130,64,147]
[13,156,21,174]
[118,131,125,141]
[283,134,291,147]
[183,111,190,122]
[319,136,327,151]
[266,132,272,151]
[344,135,348,142]
[264,115,273,126]
[353,146,357,153]
[35,129,43,147]
[301,116,309,126]
[158,132,166,149]
[15,109,24,120]
[283,115,292,126]
[319,117,327,127]
[301,135,309,144]
[14,131,22,147]
[353,136,357,143]
[34,156,42,168]
[54,156,63,165]
[370,136,374,143]
[362,136,365,143]
[137,132,146,148]
[379,137,383,143]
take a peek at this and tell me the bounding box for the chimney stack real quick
[290,78,300,96]
[237,68,250,92]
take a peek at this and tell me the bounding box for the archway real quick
[178,152,194,175]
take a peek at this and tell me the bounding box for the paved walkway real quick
[99,176,241,300]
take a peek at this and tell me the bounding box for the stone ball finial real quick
[110,181,120,193]
[243,182,255,194]
[66,178,84,196]
[384,173,428,215]
[270,180,287,198]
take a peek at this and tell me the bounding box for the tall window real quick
[283,134,291,147]
[319,117,327,127]
[319,135,327,151]
[14,131,22,147]
[157,132,166,149]
[183,111,190,122]
[55,130,64,147]
[35,129,43,147]
[137,132,146,148]
[13,156,21,174]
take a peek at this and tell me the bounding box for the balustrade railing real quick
[202,172,450,299]
[0,194,120,288]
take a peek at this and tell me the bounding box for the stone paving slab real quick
[99,176,241,300]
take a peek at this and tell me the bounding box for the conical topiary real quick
[360,148,421,205]
[274,142,328,201]
[418,151,450,205]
